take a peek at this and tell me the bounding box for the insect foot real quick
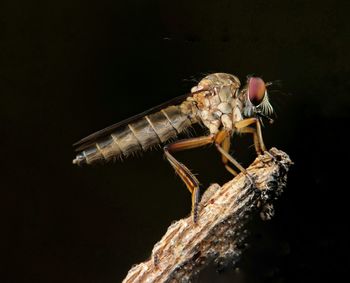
[244,172,256,188]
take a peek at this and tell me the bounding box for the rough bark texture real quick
[122,148,292,283]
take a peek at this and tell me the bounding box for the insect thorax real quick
[187,73,244,134]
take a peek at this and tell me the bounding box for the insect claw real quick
[244,172,256,188]
[263,150,282,166]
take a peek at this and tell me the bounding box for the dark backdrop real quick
[2,0,350,282]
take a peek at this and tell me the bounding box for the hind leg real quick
[164,135,215,223]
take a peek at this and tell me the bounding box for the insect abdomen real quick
[74,105,193,165]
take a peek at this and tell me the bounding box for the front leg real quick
[164,135,215,223]
[234,117,266,154]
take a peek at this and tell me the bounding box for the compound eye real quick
[247,77,266,106]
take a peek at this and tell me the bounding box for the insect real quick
[73,73,274,223]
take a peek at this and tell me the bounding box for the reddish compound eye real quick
[247,77,266,106]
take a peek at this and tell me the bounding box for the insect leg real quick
[238,126,262,154]
[215,143,247,174]
[220,135,239,176]
[234,118,266,152]
[214,130,254,184]
[164,135,215,223]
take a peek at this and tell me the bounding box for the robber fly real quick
[73,73,274,222]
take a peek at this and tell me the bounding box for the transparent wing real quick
[73,93,194,151]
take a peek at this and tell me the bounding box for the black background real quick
[2,0,350,282]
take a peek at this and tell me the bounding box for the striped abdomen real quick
[73,105,193,165]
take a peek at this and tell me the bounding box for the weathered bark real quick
[123,148,292,283]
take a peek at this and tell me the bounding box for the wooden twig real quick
[123,148,292,283]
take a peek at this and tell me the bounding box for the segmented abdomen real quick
[74,105,193,165]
